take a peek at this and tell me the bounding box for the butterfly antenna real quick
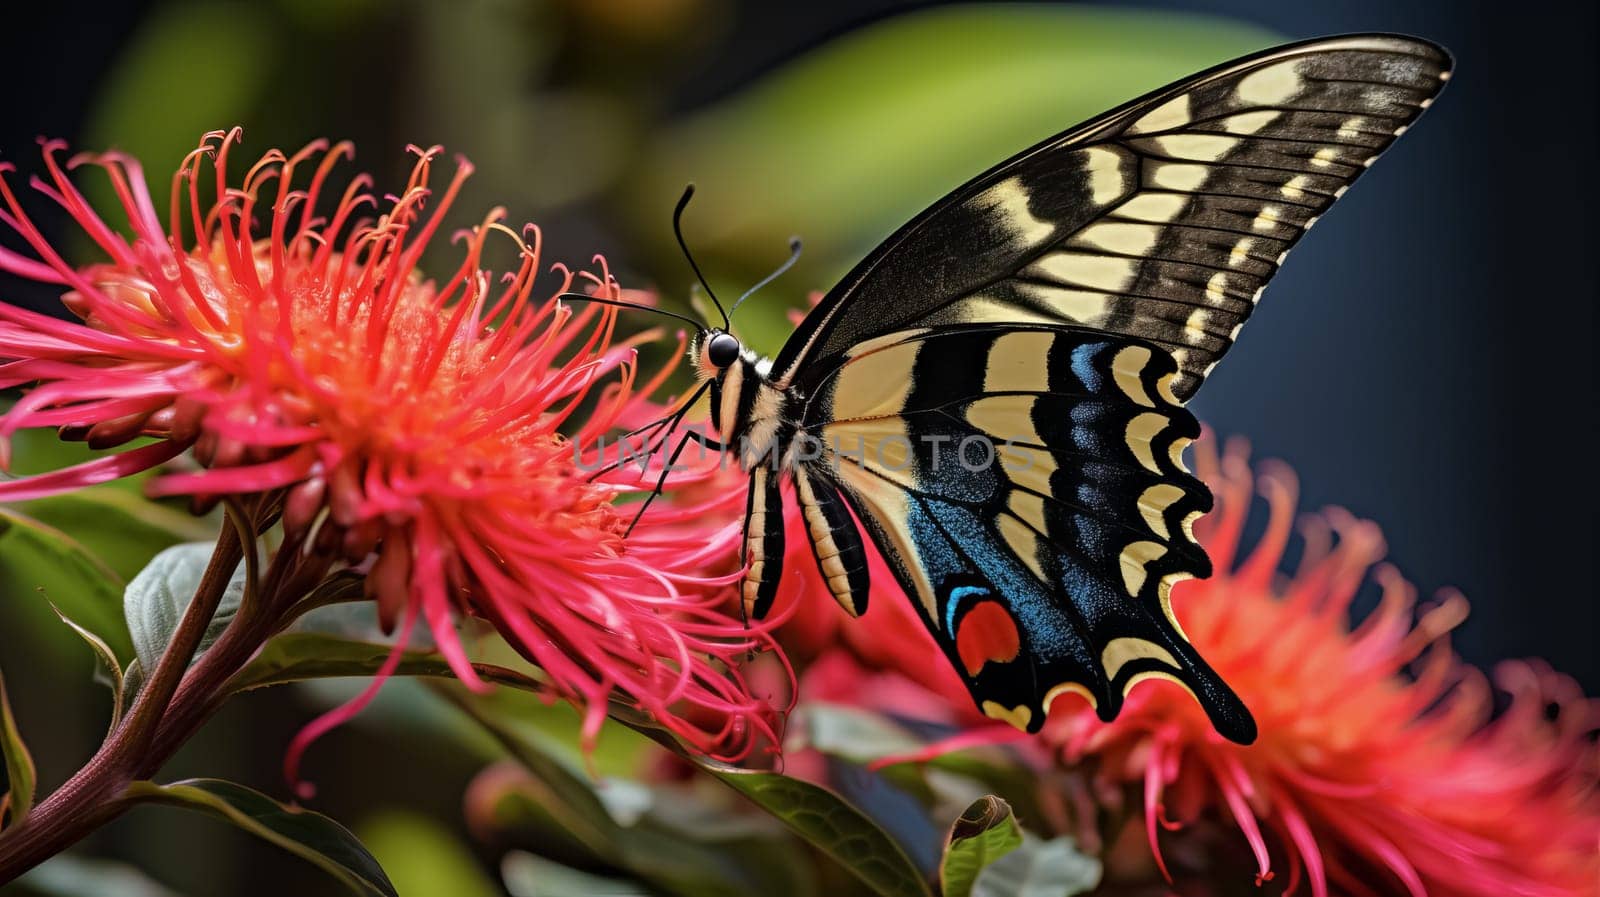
[554,292,704,330]
[730,236,802,317]
[673,184,730,329]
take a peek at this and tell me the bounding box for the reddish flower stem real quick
[0,525,244,884]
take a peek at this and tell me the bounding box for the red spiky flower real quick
[0,131,781,783]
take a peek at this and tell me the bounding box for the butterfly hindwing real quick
[773,34,1451,402]
[806,325,1254,740]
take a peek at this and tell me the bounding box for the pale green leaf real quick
[123,778,396,897]
[48,602,126,733]
[0,664,37,829]
[940,796,1023,897]
[971,834,1099,897]
[123,543,245,685]
[0,506,131,659]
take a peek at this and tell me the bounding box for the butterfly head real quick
[692,328,753,384]
[700,329,742,369]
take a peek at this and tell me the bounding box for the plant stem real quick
[0,524,244,884]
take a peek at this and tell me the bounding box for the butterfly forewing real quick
[774,34,1451,402]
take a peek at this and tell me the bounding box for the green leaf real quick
[474,764,815,897]
[48,602,126,733]
[940,796,1023,897]
[225,632,547,695]
[970,834,1099,897]
[704,766,933,897]
[124,543,246,683]
[447,690,814,897]
[0,664,37,829]
[607,705,935,897]
[501,851,651,897]
[122,778,397,897]
[0,506,132,659]
[16,489,216,583]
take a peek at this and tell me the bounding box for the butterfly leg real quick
[622,424,725,537]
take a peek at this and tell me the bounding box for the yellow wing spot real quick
[1155,372,1182,405]
[1128,94,1191,134]
[1252,206,1282,232]
[998,515,1048,582]
[1311,148,1339,169]
[1115,193,1187,223]
[830,341,920,420]
[969,176,1056,248]
[983,331,1057,393]
[1153,134,1240,162]
[1044,681,1098,713]
[1205,272,1229,303]
[1125,412,1169,473]
[1074,222,1160,255]
[1039,288,1113,326]
[1137,483,1185,538]
[1003,445,1057,497]
[823,418,917,487]
[967,396,1042,450]
[1111,345,1155,407]
[1180,509,1202,544]
[831,462,937,619]
[1228,238,1255,268]
[1120,540,1168,595]
[1030,252,1139,292]
[981,700,1034,731]
[1151,163,1210,192]
[957,293,1061,327]
[1220,109,1280,134]
[1336,116,1368,139]
[1083,146,1130,205]
[1124,669,1199,701]
[1184,309,1212,343]
[1281,175,1310,200]
[1101,637,1179,680]
[1236,60,1303,105]
[1156,571,1194,638]
[1168,435,1194,473]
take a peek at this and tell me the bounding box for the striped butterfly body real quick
[691,34,1451,742]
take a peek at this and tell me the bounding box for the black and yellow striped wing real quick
[776,34,1451,741]
[804,326,1250,738]
[774,34,1452,401]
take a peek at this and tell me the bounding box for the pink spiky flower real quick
[0,130,782,782]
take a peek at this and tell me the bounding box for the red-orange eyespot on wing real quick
[954,600,1021,677]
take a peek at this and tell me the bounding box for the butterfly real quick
[589,33,1452,744]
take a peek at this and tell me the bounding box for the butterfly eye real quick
[706,332,741,368]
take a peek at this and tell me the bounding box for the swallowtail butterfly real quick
[612,34,1452,743]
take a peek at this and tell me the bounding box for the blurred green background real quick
[0,0,1592,894]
